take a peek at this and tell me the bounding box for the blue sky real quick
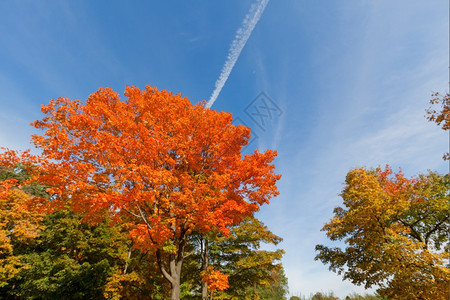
[0,1,448,297]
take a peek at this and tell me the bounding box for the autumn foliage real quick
[426,92,449,160]
[0,176,45,287]
[201,266,229,291]
[28,86,279,240]
[0,85,280,299]
[426,92,450,131]
[316,166,449,300]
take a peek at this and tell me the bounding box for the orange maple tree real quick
[201,266,229,292]
[1,86,280,299]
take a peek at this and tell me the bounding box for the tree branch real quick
[156,249,175,285]
[424,219,446,247]
[397,219,424,245]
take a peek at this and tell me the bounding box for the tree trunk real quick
[157,250,184,300]
[201,238,209,300]
[169,252,183,300]
[156,230,187,300]
[170,276,181,300]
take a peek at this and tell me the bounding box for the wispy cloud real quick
[206,0,270,109]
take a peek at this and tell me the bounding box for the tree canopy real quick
[315,166,449,300]
[1,85,281,299]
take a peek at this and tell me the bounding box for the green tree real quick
[344,292,384,300]
[253,267,289,300]
[16,210,130,299]
[0,206,133,299]
[311,292,338,300]
[197,217,287,300]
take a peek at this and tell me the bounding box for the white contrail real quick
[206,0,270,109]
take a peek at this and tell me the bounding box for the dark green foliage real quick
[253,267,289,299]
[184,217,287,299]
[12,253,111,299]
[177,217,288,299]
[0,208,130,299]
[0,165,29,182]
[211,217,286,299]
[0,165,48,198]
